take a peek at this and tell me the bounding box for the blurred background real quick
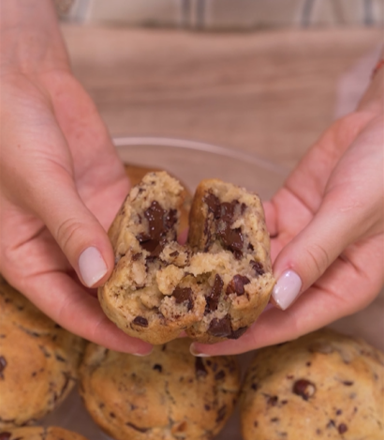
[54,0,382,171]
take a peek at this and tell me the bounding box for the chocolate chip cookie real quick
[241,329,384,439]
[79,338,240,440]
[0,427,89,440]
[99,171,274,344]
[0,277,85,429]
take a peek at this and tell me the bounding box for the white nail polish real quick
[190,344,210,357]
[272,270,302,310]
[78,247,108,287]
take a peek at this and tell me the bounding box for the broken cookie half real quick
[99,171,275,345]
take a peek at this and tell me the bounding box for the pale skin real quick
[1,0,383,356]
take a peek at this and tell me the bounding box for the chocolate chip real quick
[195,358,208,378]
[173,287,194,311]
[132,252,142,261]
[215,405,227,423]
[250,260,264,276]
[327,420,336,429]
[215,370,226,380]
[144,201,165,240]
[132,316,148,327]
[153,364,162,373]
[228,326,248,339]
[251,383,259,391]
[338,423,348,434]
[205,193,221,218]
[271,417,279,422]
[0,433,11,440]
[336,409,343,415]
[126,422,149,433]
[54,354,66,363]
[342,380,354,386]
[218,226,244,259]
[204,404,211,411]
[165,209,177,230]
[220,201,238,223]
[207,315,232,338]
[266,395,278,406]
[205,274,224,312]
[293,379,316,400]
[226,275,250,296]
[110,412,116,418]
[169,251,179,257]
[0,356,7,380]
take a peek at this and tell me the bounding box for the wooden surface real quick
[62,25,381,170]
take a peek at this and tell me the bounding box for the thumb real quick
[27,164,115,288]
[270,194,366,310]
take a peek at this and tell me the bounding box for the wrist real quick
[0,0,70,77]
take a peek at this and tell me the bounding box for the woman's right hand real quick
[0,0,152,355]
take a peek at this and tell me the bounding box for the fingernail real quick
[272,270,302,310]
[133,348,153,357]
[79,247,108,287]
[190,343,210,357]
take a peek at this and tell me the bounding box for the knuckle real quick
[305,243,331,278]
[55,217,84,255]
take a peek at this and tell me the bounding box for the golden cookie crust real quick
[79,338,240,440]
[0,278,85,429]
[99,172,274,344]
[0,426,89,440]
[241,329,384,439]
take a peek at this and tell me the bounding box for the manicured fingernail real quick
[133,348,153,357]
[78,247,108,287]
[272,270,302,310]
[190,343,210,357]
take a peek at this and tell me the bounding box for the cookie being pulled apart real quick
[99,171,275,345]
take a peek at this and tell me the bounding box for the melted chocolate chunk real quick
[132,252,142,261]
[138,202,177,258]
[0,433,11,440]
[0,356,7,380]
[228,326,248,340]
[173,287,194,311]
[218,227,244,259]
[266,395,278,406]
[207,315,232,338]
[126,422,150,433]
[153,364,162,372]
[195,357,208,378]
[220,201,238,224]
[293,379,316,400]
[338,423,348,434]
[226,275,250,296]
[145,201,165,240]
[165,209,177,230]
[250,260,264,276]
[216,405,227,423]
[205,193,221,218]
[132,316,148,327]
[205,274,224,313]
[215,370,226,380]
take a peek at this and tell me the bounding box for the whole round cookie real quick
[0,426,89,440]
[79,338,241,440]
[0,277,85,429]
[99,171,274,344]
[241,329,384,439]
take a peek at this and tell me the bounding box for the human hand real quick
[191,77,383,356]
[0,0,152,354]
